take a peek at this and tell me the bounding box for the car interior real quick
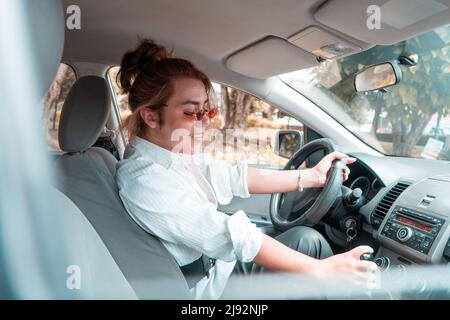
[2,0,450,299]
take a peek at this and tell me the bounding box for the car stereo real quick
[381,206,445,254]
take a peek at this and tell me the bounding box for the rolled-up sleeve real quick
[203,159,251,205]
[227,210,262,262]
[117,168,262,264]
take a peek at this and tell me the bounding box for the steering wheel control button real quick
[397,227,412,242]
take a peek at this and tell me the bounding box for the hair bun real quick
[139,39,172,64]
[117,38,172,93]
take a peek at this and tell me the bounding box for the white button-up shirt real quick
[115,136,263,299]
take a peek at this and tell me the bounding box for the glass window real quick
[42,63,76,151]
[206,83,301,168]
[107,66,131,123]
[107,67,303,168]
[281,24,450,160]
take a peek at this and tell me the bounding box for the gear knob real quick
[360,252,374,261]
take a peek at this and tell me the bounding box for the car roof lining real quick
[62,0,450,80]
[62,0,369,78]
[315,0,450,45]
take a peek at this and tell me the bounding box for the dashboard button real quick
[397,227,413,242]
[420,238,432,249]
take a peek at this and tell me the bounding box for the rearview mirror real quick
[274,130,303,159]
[354,62,402,92]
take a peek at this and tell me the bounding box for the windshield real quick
[281,24,450,160]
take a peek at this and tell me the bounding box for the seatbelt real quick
[180,255,216,289]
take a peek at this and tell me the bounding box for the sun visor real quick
[315,0,450,45]
[225,36,319,79]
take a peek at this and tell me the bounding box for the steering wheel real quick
[270,138,346,231]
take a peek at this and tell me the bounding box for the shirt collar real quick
[131,136,180,169]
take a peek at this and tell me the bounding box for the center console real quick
[377,176,450,265]
[361,176,450,298]
[381,206,445,255]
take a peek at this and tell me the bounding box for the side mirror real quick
[354,61,402,92]
[274,130,303,159]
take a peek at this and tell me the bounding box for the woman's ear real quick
[139,108,160,129]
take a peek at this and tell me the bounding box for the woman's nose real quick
[193,120,205,131]
[200,114,210,125]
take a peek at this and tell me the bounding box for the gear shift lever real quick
[360,252,375,262]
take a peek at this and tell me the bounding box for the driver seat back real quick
[55,75,190,299]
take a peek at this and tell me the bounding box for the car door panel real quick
[218,193,273,227]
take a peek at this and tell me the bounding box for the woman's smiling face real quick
[141,77,212,154]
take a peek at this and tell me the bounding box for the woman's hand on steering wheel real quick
[310,151,356,188]
[271,139,357,228]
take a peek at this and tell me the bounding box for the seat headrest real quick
[59,76,112,153]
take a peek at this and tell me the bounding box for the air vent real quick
[371,181,411,229]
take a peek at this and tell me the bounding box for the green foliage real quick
[328,25,450,156]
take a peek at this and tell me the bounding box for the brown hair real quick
[117,38,213,141]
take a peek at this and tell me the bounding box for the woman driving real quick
[115,39,377,299]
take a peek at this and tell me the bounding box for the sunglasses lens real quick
[208,108,218,119]
[184,108,218,121]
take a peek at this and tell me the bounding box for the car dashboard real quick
[343,160,383,201]
[346,153,450,267]
[334,153,450,298]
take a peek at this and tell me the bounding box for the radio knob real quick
[397,227,413,242]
